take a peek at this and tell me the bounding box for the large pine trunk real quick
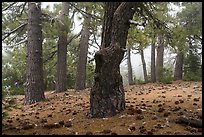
[89,2,136,118]
[151,37,156,82]
[156,34,164,82]
[174,51,184,80]
[127,47,134,85]
[140,49,148,83]
[75,8,91,90]
[55,2,69,92]
[25,2,45,105]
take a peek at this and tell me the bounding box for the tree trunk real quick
[101,2,121,48]
[151,37,156,82]
[156,34,164,82]
[75,8,91,90]
[174,51,184,80]
[127,47,134,85]
[140,49,148,83]
[25,2,45,105]
[55,2,70,92]
[89,2,136,118]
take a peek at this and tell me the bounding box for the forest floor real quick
[2,80,202,135]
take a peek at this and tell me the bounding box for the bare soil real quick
[2,80,202,135]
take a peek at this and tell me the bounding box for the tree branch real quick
[43,30,81,64]
[42,12,54,22]
[9,24,27,44]
[9,39,27,48]
[67,30,82,45]
[194,35,202,42]
[70,2,102,21]
[88,43,99,50]
[17,2,27,17]
[88,58,95,63]
[43,50,57,64]
[2,23,27,41]
[92,32,101,49]
[121,52,128,63]
[2,2,17,11]
[129,19,146,27]
[138,3,169,30]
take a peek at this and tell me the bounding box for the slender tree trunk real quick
[56,2,70,92]
[156,34,164,82]
[127,47,134,85]
[151,37,156,82]
[75,8,91,90]
[89,2,136,118]
[174,51,184,80]
[140,49,148,83]
[25,2,45,105]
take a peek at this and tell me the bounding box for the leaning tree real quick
[88,2,136,118]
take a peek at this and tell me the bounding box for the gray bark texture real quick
[55,2,69,92]
[89,2,136,118]
[174,51,184,80]
[140,49,148,83]
[127,47,134,85]
[25,2,45,105]
[156,34,164,82]
[75,11,91,90]
[151,38,156,82]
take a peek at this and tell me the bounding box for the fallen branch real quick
[175,116,202,128]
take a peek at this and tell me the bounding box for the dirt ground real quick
[2,80,202,135]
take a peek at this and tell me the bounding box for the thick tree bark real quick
[75,10,91,90]
[156,34,164,82]
[89,2,136,118]
[151,37,156,82]
[174,51,184,80]
[25,2,45,105]
[101,2,121,48]
[127,47,134,85]
[140,49,148,83]
[55,2,69,92]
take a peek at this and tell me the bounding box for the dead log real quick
[175,116,202,128]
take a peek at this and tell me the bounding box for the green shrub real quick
[133,77,146,84]
[158,67,173,84]
[183,71,202,81]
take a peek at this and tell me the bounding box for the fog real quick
[41,2,181,84]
